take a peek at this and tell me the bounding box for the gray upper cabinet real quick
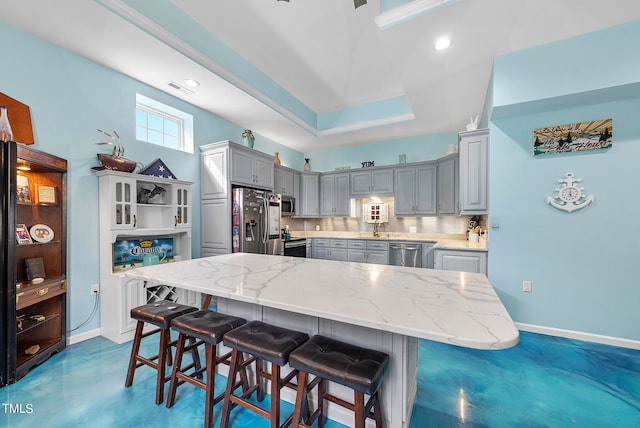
[274,165,298,198]
[201,146,228,199]
[299,172,320,217]
[229,146,274,190]
[437,155,458,215]
[394,163,437,216]
[350,169,394,197]
[320,172,350,217]
[459,129,489,214]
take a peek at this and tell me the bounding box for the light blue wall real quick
[490,21,640,340]
[305,132,457,172]
[493,20,640,112]
[1,22,301,337]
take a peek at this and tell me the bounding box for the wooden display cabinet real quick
[2,142,67,385]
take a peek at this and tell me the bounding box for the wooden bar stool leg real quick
[204,343,216,428]
[354,391,365,428]
[292,371,309,427]
[270,363,280,428]
[220,349,241,428]
[188,336,203,379]
[125,321,144,387]
[156,328,171,404]
[201,294,213,310]
[166,332,187,408]
[256,358,265,402]
[318,379,325,428]
[373,392,384,428]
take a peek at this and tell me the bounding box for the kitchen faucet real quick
[373,221,380,238]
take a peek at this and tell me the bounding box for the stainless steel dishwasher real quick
[389,242,422,268]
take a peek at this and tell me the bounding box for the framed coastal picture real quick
[16,174,31,203]
[533,119,612,156]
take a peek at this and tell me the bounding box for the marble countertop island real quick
[126,253,518,350]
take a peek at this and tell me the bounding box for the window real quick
[136,94,194,153]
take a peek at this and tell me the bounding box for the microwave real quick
[280,195,296,216]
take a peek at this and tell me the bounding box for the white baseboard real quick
[67,328,101,346]
[516,323,640,350]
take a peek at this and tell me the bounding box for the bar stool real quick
[220,320,310,428]
[165,310,247,428]
[125,301,198,405]
[288,335,390,428]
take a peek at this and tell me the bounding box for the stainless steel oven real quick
[283,238,306,258]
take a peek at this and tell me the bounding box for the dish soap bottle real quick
[284,225,290,240]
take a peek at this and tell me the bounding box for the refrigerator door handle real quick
[262,197,268,244]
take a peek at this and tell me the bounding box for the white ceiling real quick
[3,0,640,152]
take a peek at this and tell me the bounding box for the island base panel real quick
[216,297,417,428]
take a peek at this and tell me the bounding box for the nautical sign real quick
[533,119,612,156]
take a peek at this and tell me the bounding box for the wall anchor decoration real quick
[547,172,593,212]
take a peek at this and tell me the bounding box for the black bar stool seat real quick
[220,320,310,428]
[289,335,390,428]
[166,310,247,428]
[125,301,198,405]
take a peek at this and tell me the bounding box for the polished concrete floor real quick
[1,331,639,427]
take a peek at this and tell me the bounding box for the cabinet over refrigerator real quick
[232,188,280,255]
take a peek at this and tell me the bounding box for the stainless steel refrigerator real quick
[232,188,281,255]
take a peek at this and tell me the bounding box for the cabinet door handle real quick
[175,216,178,227]
[37,288,49,296]
[133,214,137,228]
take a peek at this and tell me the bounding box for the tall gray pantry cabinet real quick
[200,140,275,257]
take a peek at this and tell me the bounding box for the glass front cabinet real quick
[95,170,198,344]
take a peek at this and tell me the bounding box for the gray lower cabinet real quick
[395,163,437,216]
[320,172,350,217]
[347,240,388,265]
[433,249,487,274]
[201,199,230,254]
[459,129,489,214]
[312,238,348,261]
[299,173,320,217]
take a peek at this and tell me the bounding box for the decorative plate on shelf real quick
[29,224,54,243]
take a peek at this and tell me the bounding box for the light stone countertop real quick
[292,231,488,251]
[126,253,517,350]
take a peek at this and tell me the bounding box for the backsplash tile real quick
[284,197,486,236]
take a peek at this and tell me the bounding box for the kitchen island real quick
[126,253,518,427]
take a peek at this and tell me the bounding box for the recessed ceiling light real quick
[434,37,451,51]
[184,79,200,87]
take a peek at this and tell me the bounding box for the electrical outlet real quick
[522,280,532,293]
[90,284,99,295]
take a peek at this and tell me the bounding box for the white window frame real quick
[136,94,194,154]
